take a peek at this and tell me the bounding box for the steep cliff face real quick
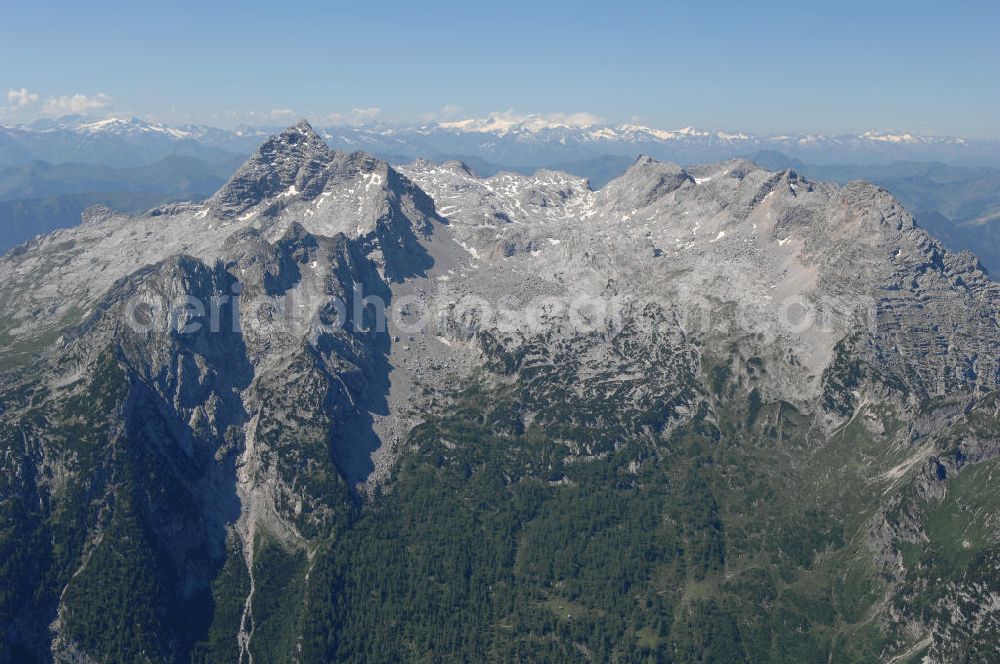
[1,123,998,662]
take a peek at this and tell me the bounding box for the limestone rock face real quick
[209,120,334,219]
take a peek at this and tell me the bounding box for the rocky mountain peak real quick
[442,159,479,178]
[597,154,693,209]
[208,120,334,219]
[80,204,120,225]
[257,119,329,156]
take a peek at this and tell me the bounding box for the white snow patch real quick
[456,240,480,259]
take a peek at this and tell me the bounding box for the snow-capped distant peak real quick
[590,124,754,143]
[437,113,601,135]
[616,124,711,140]
[430,116,761,145]
[76,116,133,131]
[854,131,967,146]
[859,130,919,144]
[74,116,193,138]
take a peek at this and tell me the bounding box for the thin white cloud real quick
[324,107,382,126]
[42,92,113,116]
[542,111,605,127]
[418,104,464,123]
[352,107,381,120]
[223,109,305,125]
[224,110,271,125]
[7,88,39,109]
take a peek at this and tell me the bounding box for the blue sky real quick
[2,0,998,136]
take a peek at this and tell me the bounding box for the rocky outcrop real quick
[209,120,334,219]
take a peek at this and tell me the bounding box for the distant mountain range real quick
[333,116,1000,168]
[0,115,252,167]
[4,114,1000,169]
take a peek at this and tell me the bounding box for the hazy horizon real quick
[6,109,999,142]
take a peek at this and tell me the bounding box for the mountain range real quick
[5,115,1000,276]
[1,121,998,662]
[5,114,1000,168]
